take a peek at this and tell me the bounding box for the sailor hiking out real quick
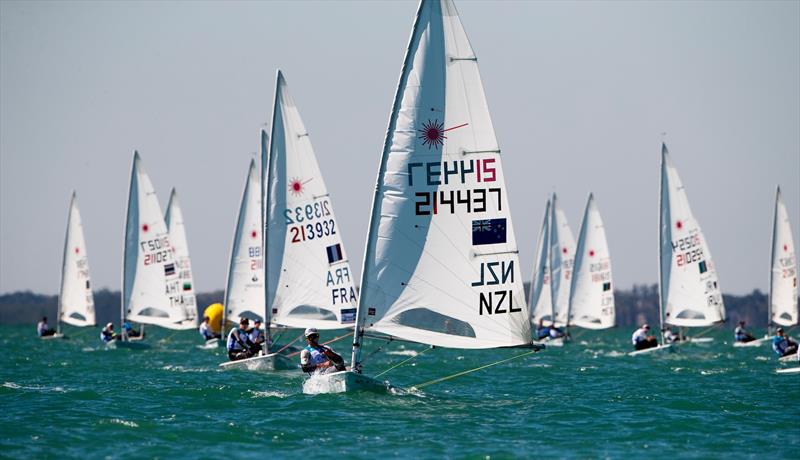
[227,317,260,361]
[632,324,658,350]
[772,327,798,357]
[300,328,345,374]
[37,317,56,337]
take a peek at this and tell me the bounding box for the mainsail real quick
[265,71,358,330]
[769,186,798,327]
[659,143,725,328]
[224,159,265,324]
[549,193,576,327]
[58,192,96,328]
[568,193,615,329]
[165,189,198,329]
[122,152,191,329]
[529,200,553,325]
[352,0,530,369]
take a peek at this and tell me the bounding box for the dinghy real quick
[51,192,97,339]
[550,194,576,330]
[529,200,554,329]
[117,152,192,347]
[164,189,199,330]
[775,367,800,374]
[568,193,615,330]
[310,0,538,393]
[646,143,725,352]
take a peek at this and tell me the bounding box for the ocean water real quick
[1,324,798,459]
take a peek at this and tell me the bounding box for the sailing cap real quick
[643,324,650,329]
[106,322,113,328]
[254,318,262,324]
[777,327,784,333]
[304,327,319,338]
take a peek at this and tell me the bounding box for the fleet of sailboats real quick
[32,0,797,381]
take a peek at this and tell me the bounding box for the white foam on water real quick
[754,356,770,361]
[700,369,729,376]
[3,381,69,393]
[249,390,290,398]
[387,350,418,357]
[105,418,139,428]
[302,373,339,395]
[161,365,207,373]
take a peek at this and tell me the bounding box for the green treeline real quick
[0,284,778,328]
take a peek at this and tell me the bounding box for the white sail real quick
[165,189,198,329]
[549,193,576,327]
[568,193,615,329]
[122,152,191,329]
[58,192,96,327]
[265,71,358,330]
[529,200,553,326]
[224,158,265,324]
[659,144,725,327]
[770,186,798,326]
[352,0,530,360]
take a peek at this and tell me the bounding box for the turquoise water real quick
[1,324,798,459]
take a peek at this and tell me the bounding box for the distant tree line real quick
[1,284,784,329]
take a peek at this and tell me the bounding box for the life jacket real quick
[773,336,788,355]
[304,345,330,366]
[227,327,248,351]
[199,323,213,339]
[100,329,114,342]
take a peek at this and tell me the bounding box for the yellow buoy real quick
[203,303,224,334]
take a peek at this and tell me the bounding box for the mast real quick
[351,0,427,373]
[57,192,77,335]
[121,152,139,339]
[261,127,271,355]
[768,185,780,332]
[658,143,667,344]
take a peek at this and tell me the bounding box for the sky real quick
[1,0,798,297]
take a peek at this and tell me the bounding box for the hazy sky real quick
[1,0,798,297]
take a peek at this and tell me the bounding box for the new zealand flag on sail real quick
[326,243,343,264]
[472,218,507,246]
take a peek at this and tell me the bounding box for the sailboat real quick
[223,72,361,371]
[165,188,199,330]
[737,186,798,348]
[568,193,615,330]
[528,194,575,346]
[51,191,96,339]
[218,157,290,369]
[631,143,725,355]
[311,0,536,393]
[115,152,192,348]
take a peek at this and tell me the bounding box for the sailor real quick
[37,317,56,337]
[249,318,265,347]
[100,323,117,343]
[662,327,681,344]
[772,327,798,357]
[300,328,345,374]
[227,317,259,361]
[548,323,566,339]
[534,318,550,340]
[734,321,756,343]
[122,322,143,339]
[199,316,221,341]
[632,324,658,350]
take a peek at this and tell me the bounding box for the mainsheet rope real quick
[410,349,540,390]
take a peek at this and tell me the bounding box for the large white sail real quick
[265,71,358,330]
[659,144,725,327]
[224,158,265,324]
[352,0,530,360]
[529,200,553,326]
[769,186,798,326]
[549,193,576,327]
[58,192,96,327]
[122,152,191,329]
[165,189,198,329]
[568,193,615,329]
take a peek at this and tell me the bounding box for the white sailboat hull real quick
[628,344,673,356]
[778,354,799,363]
[733,336,769,347]
[105,340,150,350]
[40,333,66,340]
[776,366,800,374]
[218,353,297,371]
[197,338,223,350]
[302,370,390,394]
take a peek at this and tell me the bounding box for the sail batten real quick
[659,144,725,328]
[353,0,530,367]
